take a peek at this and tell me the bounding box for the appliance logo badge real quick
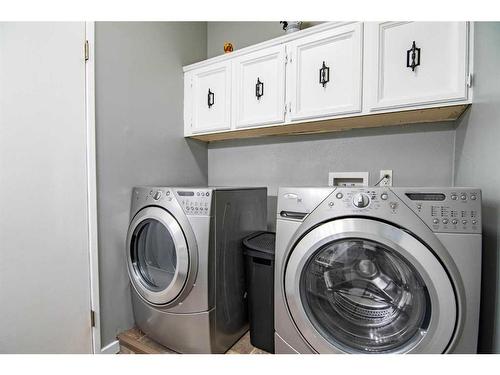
[283,193,302,203]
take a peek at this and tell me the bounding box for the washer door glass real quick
[132,219,177,291]
[301,238,431,353]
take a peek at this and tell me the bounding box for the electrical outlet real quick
[379,170,393,187]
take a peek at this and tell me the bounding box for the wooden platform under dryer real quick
[117,328,269,354]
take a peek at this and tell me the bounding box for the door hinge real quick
[288,102,292,113]
[90,309,96,327]
[284,103,287,114]
[84,40,89,62]
[467,73,473,88]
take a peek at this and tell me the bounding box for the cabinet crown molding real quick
[183,22,351,73]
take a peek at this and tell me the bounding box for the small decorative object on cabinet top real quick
[223,42,234,53]
[280,21,302,33]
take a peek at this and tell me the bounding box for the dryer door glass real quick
[127,206,191,305]
[301,238,431,353]
[132,219,177,291]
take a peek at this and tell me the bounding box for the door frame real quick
[85,21,102,354]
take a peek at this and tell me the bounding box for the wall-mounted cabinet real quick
[288,22,363,121]
[365,22,470,111]
[233,45,286,129]
[187,61,231,134]
[184,22,473,142]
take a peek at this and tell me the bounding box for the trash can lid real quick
[243,231,275,257]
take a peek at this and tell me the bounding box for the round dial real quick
[352,193,370,208]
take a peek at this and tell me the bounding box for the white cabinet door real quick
[288,23,363,122]
[365,22,469,111]
[233,46,286,128]
[190,61,231,133]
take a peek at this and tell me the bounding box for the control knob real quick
[153,191,162,200]
[352,193,370,208]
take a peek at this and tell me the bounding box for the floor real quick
[118,327,269,354]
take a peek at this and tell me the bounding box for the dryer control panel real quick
[175,189,212,216]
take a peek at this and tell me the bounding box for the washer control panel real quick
[327,187,481,234]
[175,189,212,216]
[352,193,370,208]
[403,189,481,234]
[332,188,386,212]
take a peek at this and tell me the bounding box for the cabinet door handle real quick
[255,78,264,100]
[406,41,421,72]
[319,61,330,87]
[207,89,215,108]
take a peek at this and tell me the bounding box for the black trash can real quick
[243,231,276,353]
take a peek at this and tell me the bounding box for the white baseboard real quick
[100,339,120,354]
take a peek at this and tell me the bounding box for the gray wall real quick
[207,22,322,58]
[454,22,500,353]
[95,22,208,348]
[209,124,456,230]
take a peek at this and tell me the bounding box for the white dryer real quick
[275,187,482,354]
[126,186,267,353]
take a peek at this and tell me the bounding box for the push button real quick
[442,218,449,224]
[433,218,439,224]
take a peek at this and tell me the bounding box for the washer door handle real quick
[280,210,307,220]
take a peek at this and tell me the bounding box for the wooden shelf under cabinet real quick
[187,104,469,143]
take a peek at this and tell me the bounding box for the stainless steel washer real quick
[275,187,482,354]
[126,186,267,353]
